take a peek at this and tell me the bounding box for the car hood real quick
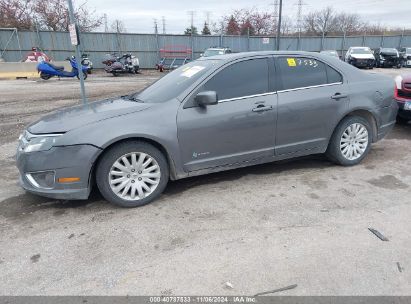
[28,97,152,134]
[350,54,375,59]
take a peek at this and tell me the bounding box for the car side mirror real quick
[195,91,218,107]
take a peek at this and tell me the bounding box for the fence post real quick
[15,29,23,59]
[320,30,325,51]
[341,30,346,59]
[247,27,250,51]
[362,34,365,46]
[399,28,405,49]
[380,33,385,47]
[155,32,160,63]
[191,33,194,59]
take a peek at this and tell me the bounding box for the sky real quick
[86,0,411,34]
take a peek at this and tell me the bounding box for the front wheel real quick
[326,116,372,166]
[96,141,169,207]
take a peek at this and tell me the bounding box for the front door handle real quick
[252,105,273,112]
[331,93,348,100]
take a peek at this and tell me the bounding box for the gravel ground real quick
[0,68,410,296]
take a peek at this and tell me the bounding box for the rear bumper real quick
[376,101,399,141]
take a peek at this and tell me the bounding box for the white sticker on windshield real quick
[180,66,205,78]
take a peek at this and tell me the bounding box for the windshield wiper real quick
[121,94,144,103]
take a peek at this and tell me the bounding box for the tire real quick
[326,116,372,166]
[40,72,52,80]
[396,115,409,124]
[76,71,87,80]
[96,141,169,207]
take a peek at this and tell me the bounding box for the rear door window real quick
[277,57,327,90]
[277,57,342,90]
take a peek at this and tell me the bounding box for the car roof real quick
[197,50,323,61]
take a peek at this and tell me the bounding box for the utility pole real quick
[276,0,283,50]
[271,0,279,33]
[204,11,211,26]
[153,18,158,34]
[104,14,108,32]
[295,0,307,50]
[187,10,196,34]
[161,16,166,34]
[67,0,87,105]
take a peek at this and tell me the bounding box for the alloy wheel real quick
[340,123,369,160]
[108,152,161,201]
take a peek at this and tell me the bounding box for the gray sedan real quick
[16,51,398,207]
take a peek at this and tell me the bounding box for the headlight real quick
[19,131,63,153]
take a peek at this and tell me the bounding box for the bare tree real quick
[33,0,102,31]
[110,19,126,33]
[219,8,276,35]
[0,0,102,31]
[303,7,335,36]
[0,0,33,29]
[333,13,365,35]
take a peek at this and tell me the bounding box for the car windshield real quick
[203,49,225,57]
[133,60,218,103]
[381,48,397,53]
[351,48,372,54]
[321,50,338,56]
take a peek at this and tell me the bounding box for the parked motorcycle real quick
[37,56,89,80]
[81,53,93,74]
[102,53,139,76]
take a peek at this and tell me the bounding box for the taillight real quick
[395,86,409,103]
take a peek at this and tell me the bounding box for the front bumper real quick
[350,59,374,68]
[16,144,101,200]
[397,101,411,120]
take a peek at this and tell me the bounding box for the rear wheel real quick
[326,116,372,166]
[96,141,169,207]
[396,115,409,124]
[40,72,52,80]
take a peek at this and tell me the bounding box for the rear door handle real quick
[331,93,348,100]
[252,105,273,112]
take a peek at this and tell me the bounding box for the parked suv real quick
[16,51,397,207]
[201,47,232,57]
[399,47,411,67]
[345,47,375,69]
[374,48,401,68]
